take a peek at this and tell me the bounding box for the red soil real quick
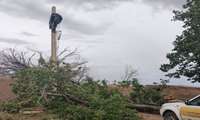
[0,76,16,101]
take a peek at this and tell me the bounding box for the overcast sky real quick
[0,0,199,86]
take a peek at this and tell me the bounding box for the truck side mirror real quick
[185,100,190,105]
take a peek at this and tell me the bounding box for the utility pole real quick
[51,6,57,63]
[49,6,63,64]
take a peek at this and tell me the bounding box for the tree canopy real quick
[160,0,200,83]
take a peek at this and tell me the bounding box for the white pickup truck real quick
[160,95,200,120]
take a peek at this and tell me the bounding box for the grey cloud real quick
[0,0,129,35]
[63,20,111,35]
[62,33,103,44]
[73,39,104,44]
[0,0,96,35]
[0,0,184,35]
[47,0,185,10]
[46,0,133,10]
[21,32,38,37]
[0,37,29,45]
[0,0,48,21]
[141,0,186,9]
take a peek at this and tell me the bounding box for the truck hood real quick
[162,102,185,108]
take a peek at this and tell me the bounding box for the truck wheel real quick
[163,111,178,120]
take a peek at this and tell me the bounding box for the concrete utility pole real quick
[51,6,57,63]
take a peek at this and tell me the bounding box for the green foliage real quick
[0,101,21,113]
[9,49,140,120]
[12,67,53,107]
[118,80,132,87]
[161,0,200,83]
[48,80,139,120]
[130,80,164,106]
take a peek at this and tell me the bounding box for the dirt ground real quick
[0,112,162,120]
[0,112,56,120]
[162,85,200,100]
[0,76,16,101]
[140,113,162,120]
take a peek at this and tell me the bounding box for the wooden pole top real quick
[52,6,56,13]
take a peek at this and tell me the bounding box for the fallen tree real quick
[0,48,140,120]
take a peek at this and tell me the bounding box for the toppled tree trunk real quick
[128,104,160,114]
[47,93,89,107]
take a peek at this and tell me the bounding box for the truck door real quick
[180,96,200,120]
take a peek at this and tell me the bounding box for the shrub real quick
[0,101,21,113]
[130,80,164,106]
[47,80,139,120]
